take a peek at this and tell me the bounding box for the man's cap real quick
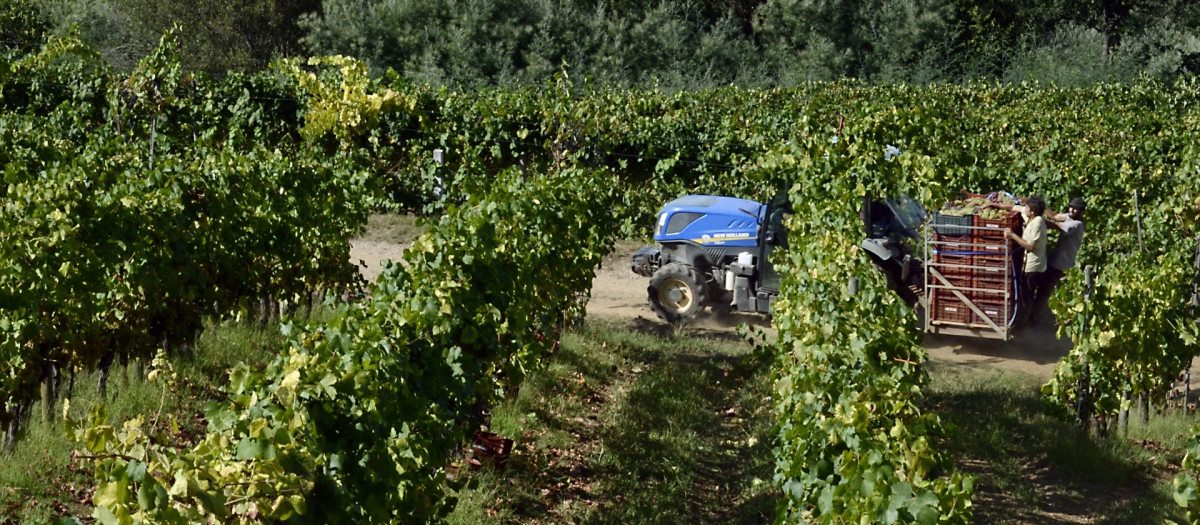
[1069,197,1086,211]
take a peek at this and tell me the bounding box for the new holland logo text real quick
[697,232,752,244]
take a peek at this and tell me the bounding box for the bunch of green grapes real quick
[977,208,1008,220]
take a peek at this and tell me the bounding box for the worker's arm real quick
[1045,208,1069,222]
[1053,216,1082,234]
[1004,228,1033,251]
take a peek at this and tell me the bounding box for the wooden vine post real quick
[40,360,56,424]
[1119,391,1130,436]
[1120,191,1145,434]
[1076,265,1094,434]
[1189,234,1200,415]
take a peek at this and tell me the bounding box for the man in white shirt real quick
[1028,197,1086,324]
[1002,196,1047,329]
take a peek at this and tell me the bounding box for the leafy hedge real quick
[0,32,370,441]
[751,139,974,523]
[68,166,619,523]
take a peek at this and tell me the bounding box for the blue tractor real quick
[632,192,927,325]
[631,193,791,324]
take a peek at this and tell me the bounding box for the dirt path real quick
[922,318,1070,380]
[351,223,1072,381]
[590,241,1072,381]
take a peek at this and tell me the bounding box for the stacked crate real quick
[927,198,1023,330]
[968,219,1019,327]
[929,213,975,325]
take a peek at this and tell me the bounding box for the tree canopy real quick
[20,0,1200,87]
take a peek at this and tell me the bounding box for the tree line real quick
[16,0,1200,88]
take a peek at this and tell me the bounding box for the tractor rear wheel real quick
[648,263,708,325]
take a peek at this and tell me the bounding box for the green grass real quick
[925,362,1188,524]
[357,213,423,245]
[0,315,296,524]
[446,318,778,524]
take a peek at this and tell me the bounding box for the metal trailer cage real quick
[923,222,1020,341]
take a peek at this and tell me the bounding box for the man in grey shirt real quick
[1029,197,1086,324]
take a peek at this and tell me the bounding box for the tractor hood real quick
[653,195,763,248]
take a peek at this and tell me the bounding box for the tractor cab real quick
[756,190,792,292]
[860,194,928,307]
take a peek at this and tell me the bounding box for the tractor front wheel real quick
[648,263,708,325]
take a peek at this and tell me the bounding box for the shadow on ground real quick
[453,317,778,524]
[584,336,776,525]
[926,365,1183,524]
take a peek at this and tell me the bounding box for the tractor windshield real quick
[885,194,927,238]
